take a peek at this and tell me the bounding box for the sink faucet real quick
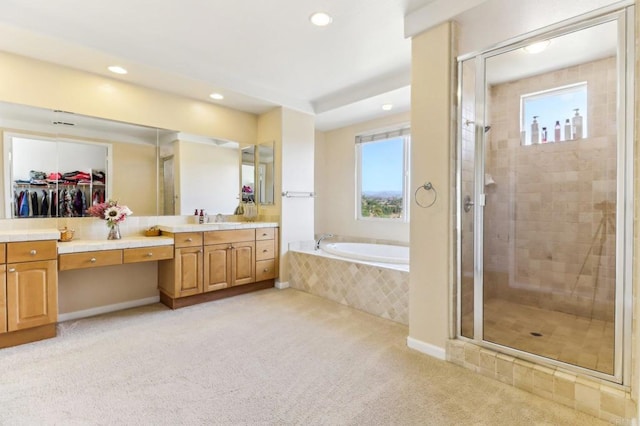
[315,233,333,250]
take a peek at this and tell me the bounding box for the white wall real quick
[280,108,315,282]
[315,111,410,243]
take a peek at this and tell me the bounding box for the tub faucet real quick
[315,234,334,250]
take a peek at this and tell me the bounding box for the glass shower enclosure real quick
[456,6,634,383]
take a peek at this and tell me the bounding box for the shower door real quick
[457,8,633,383]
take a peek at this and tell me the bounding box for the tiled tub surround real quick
[288,241,409,324]
[447,340,636,424]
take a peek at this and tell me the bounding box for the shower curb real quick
[446,339,636,424]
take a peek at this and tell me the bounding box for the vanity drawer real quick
[59,250,123,271]
[256,228,275,241]
[204,229,255,245]
[174,232,203,248]
[256,240,275,261]
[256,259,276,281]
[123,245,174,263]
[7,241,57,263]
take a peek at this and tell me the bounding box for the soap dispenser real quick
[530,116,539,145]
[572,108,583,139]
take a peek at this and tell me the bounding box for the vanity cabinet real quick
[0,240,58,348]
[174,246,203,297]
[255,228,278,282]
[159,226,278,309]
[204,229,255,288]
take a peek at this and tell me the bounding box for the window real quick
[356,127,410,221]
[520,82,588,145]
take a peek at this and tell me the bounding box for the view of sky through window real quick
[521,83,588,144]
[361,137,403,196]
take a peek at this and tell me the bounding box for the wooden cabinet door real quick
[231,242,255,286]
[204,244,231,292]
[175,247,203,297]
[6,260,57,331]
[0,265,6,333]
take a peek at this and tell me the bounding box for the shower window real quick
[521,82,588,145]
[355,127,410,221]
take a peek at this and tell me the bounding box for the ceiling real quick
[0,0,439,131]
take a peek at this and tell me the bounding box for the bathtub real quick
[288,240,409,324]
[322,242,409,265]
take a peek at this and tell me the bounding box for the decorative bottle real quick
[199,209,204,224]
[541,127,547,143]
[530,116,539,145]
[572,108,583,139]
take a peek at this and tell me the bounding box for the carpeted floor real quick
[0,288,606,425]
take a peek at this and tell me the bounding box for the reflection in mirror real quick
[0,101,169,219]
[6,133,110,218]
[241,146,255,203]
[257,142,275,205]
[159,133,240,216]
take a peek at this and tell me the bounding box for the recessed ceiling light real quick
[209,93,224,100]
[107,65,128,75]
[523,40,550,54]
[309,12,333,27]
[382,104,393,111]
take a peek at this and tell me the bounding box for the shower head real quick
[484,126,491,133]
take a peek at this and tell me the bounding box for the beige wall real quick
[257,108,283,220]
[58,263,158,315]
[314,112,411,243]
[409,22,454,352]
[0,51,257,145]
[112,142,157,216]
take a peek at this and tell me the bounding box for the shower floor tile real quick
[478,298,614,375]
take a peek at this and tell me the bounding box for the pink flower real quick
[87,199,133,226]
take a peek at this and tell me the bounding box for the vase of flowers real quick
[87,200,133,240]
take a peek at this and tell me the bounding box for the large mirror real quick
[0,101,243,219]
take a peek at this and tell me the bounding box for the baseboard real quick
[58,296,161,322]
[406,336,446,360]
[275,280,290,289]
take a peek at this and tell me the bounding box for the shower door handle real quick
[463,195,474,213]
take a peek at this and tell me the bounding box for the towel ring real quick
[414,182,437,208]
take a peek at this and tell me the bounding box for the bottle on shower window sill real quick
[554,120,561,142]
[541,127,548,143]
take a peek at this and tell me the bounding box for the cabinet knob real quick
[147,252,153,257]
[90,258,97,263]
[8,268,15,273]
[262,233,268,237]
[186,238,193,242]
[263,268,269,272]
[30,249,37,255]
[262,249,268,253]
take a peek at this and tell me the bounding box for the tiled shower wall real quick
[288,251,409,324]
[484,56,617,320]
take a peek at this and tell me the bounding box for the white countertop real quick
[57,236,174,254]
[0,228,60,242]
[158,222,279,233]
